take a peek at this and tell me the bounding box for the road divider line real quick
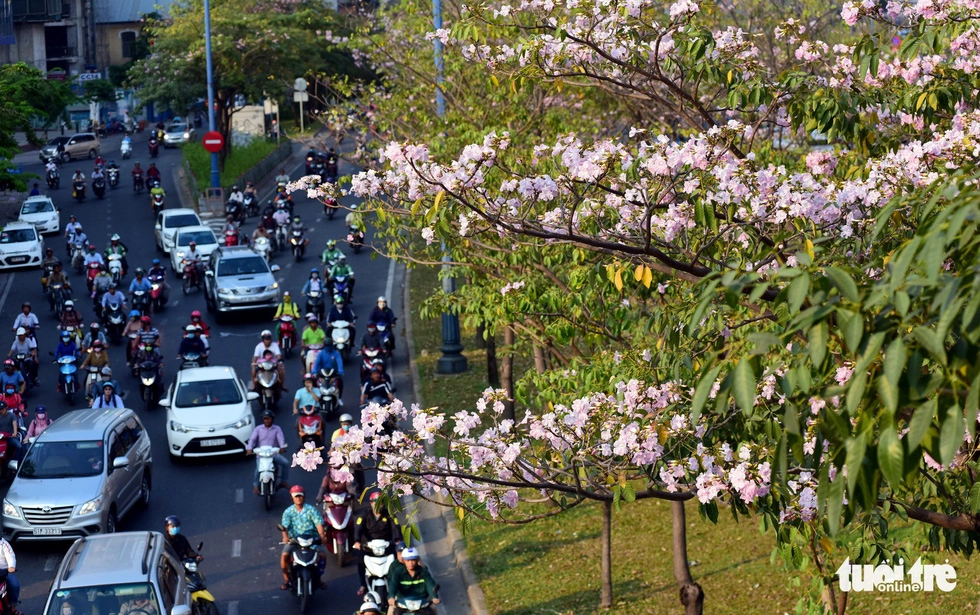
[228,601,239,615]
[235,488,243,503]
[385,258,395,306]
[0,273,15,317]
[231,539,241,558]
[44,554,58,571]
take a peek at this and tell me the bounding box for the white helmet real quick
[359,604,381,614]
[15,327,26,336]
[339,413,353,423]
[377,296,386,304]
[261,329,273,337]
[185,324,196,332]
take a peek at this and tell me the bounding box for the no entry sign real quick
[202,131,224,153]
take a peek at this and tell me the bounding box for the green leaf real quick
[845,433,867,496]
[847,369,867,416]
[920,230,944,284]
[877,376,899,416]
[912,327,946,366]
[691,365,723,422]
[877,419,904,489]
[622,483,636,503]
[787,273,809,314]
[841,310,864,353]
[883,338,906,387]
[825,267,859,302]
[970,482,980,514]
[809,322,828,368]
[612,485,622,512]
[732,360,756,413]
[894,290,910,317]
[826,468,845,536]
[966,373,980,441]
[939,407,964,467]
[907,399,936,451]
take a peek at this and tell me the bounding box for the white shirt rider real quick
[252,340,282,359]
[272,209,290,227]
[12,312,39,332]
[45,161,58,174]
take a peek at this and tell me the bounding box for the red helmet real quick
[190,310,202,321]
[289,485,305,497]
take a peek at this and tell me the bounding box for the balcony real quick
[45,45,76,59]
[11,0,62,22]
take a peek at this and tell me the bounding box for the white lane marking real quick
[219,331,257,337]
[385,257,395,306]
[232,539,242,558]
[235,487,244,503]
[0,273,15,316]
[44,554,59,571]
[228,601,239,615]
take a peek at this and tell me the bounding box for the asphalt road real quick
[0,131,409,615]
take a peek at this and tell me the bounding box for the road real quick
[1,131,409,615]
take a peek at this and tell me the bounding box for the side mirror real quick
[171,607,192,615]
[204,270,214,277]
[246,391,259,402]
[112,456,129,470]
[158,398,171,408]
[7,460,17,472]
[271,264,281,272]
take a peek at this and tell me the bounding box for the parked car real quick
[41,531,192,615]
[0,221,45,270]
[39,133,100,163]
[162,365,258,459]
[170,225,219,273]
[2,407,152,542]
[155,208,203,253]
[163,123,195,147]
[18,195,60,235]
[204,246,281,318]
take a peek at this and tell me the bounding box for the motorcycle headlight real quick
[170,421,191,433]
[230,414,252,429]
[78,495,103,515]
[141,377,155,386]
[3,499,19,518]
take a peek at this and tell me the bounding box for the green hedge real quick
[183,138,279,193]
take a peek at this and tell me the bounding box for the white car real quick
[155,208,203,253]
[160,366,258,458]
[170,225,219,274]
[18,196,60,235]
[0,222,44,270]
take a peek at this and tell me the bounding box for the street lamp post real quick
[203,0,220,189]
[433,0,467,374]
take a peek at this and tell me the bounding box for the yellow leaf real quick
[614,269,623,292]
[510,79,517,94]
[657,337,664,350]
[456,506,465,521]
[641,266,653,289]
[606,264,616,283]
[618,474,627,488]
[555,79,563,93]
[490,74,499,87]
[805,239,814,260]
[658,427,670,442]
[411,197,424,215]
[727,69,734,83]
[634,264,644,282]
[819,536,833,553]
[605,474,616,485]
[433,190,445,211]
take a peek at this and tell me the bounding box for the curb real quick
[402,267,490,615]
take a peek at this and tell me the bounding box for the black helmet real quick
[261,410,275,420]
[164,515,180,527]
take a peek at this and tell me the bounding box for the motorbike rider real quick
[131,162,144,189]
[360,323,384,357]
[148,258,170,302]
[45,263,72,310]
[183,241,205,282]
[91,164,104,186]
[274,292,301,344]
[275,168,290,185]
[301,268,326,296]
[252,224,272,245]
[327,294,356,338]
[301,315,326,371]
[71,169,86,194]
[272,201,291,230]
[387,547,440,614]
[11,303,38,337]
[136,341,164,392]
[252,331,286,390]
[80,322,108,353]
[149,181,166,207]
[45,158,59,176]
[145,162,161,184]
[99,282,126,318]
[68,223,88,257]
[122,310,142,366]
[360,367,394,406]
[2,384,25,430]
[0,360,25,396]
[278,484,328,592]
[138,315,162,349]
[353,491,401,597]
[244,180,257,199]
[370,296,397,329]
[330,413,354,444]
[54,330,78,362]
[41,248,61,278]
[25,406,54,441]
[328,254,355,299]
[321,239,343,270]
[91,380,124,409]
[106,159,120,174]
[292,373,321,416]
[358,603,382,615]
[0,400,23,465]
[164,516,201,562]
[176,325,207,363]
[246,410,291,494]
[289,215,309,249]
[105,234,129,276]
[311,342,344,399]
[83,244,105,269]
[80,340,110,399]
[93,153,106,169]
[90,267,112,311]
[228,185,244,209]
[129,268,153,312]
[346,203,364,230]
[59,300,84,334]
[8,328,38,386]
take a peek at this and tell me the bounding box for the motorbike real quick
[361,347,384,383]
[46,168,59,190]
[255,445,281,510]
[363,539,395,607]
[151,190,165,214]
[182,260,203,294]
[0,431,15,483]
[107,253,123,285]
[256,359,280,411]
[322,490,353,568]
[317,368,340,420]
[183,543,218,615]
[396,598,434,614]
[304,344,323,376]
[131,289,150,316]
[290,230,306,262]
[329,320,352,362]
[92,176,106,199]
[55,355,78,405]
[133,172,144,194]
[120,139,132,159]
[278,315,296,359]
[305,291,325,322]
[147,176,161,190]
[83,364,101,399]
[60,324,81,345]
[149,137,159,158]
[12,353,34,392]
[275,224,290,254]
[149,272,168,310]
[72,180,86,202]
[224,229,239,247]
[225,200,243,224]
[324,197,339,220]
[280,531,322,615]
[107,167,120,189]
[179,352,204,370]
[348,225,364,254]
[86,262,102,291]
[376,321,395,356]
[332,275,352,306]
[71,244,85,274]
[103,303,126,345]
[253,236,272,262]
[305,152,316,175]
[50,283,68,317]
[244,193,259,218]
[297,405,323,448]
[324,162,338,184]
[138,360,161,410]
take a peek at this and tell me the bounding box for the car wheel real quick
[105,509,118,534]
[88,149,97,159]
[138,471,151,508]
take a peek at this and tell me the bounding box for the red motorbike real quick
[224,229,240,246]
[86,262,102,291]
[182,260,202,294]
[149,137,159,158]
[297,405,323,448]
[322,487,354,568]
[278,315,296,359]
[0,431,14,482]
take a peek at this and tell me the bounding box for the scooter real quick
[182,260,203,293]
[244,192,259,217]
[183,543,218,615]
[179,352,204,370]
[149,272,168,310]
[332,275,352,305]
[278,316,296,359]
[12,353,34,392]
[363,539,395,607]
[55,355,78,406]
[139,360,161,410]
[107,253,123,285]
[131,289,150,316]
[376,322,395,356]
[348,225,364,254]
[0,431,14,483]
[149,137,159,158]
[47,168,59,189]
[224,229,239,246]
[225,200,243,224]
[253,236,272,262]
[255,445,280,510]
[107,167,120,189]
[322,490,353,568]
[151,190,165,214]
[71,244,85,274]
[133,172,144,194]
[305,291,325,322]
[275,223,289,254]
[317,368,340,420]
[103,303,126,345]
[256,359,280,410]
[92,177,106,199]
[304,344,323,376]
[324,197,339,220]
[360,347,384,383]
[396,598,434,614]
[290,230,306,262]
[297,405,323,449]
[120,139,132,159]
[83,364,101,399]
[72,180,86,202]
[329,320,352,362]
[280,531,322,615]
[50,283,68,317]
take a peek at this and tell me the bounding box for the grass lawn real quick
[407,265,980,615]
[182,139,279,193]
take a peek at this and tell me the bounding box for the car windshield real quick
[0,228,37,244]
[168,125,188,133]
[177,230,216,246]
[174,379,243,408]
[164,214,199,229]
[46,137,70,147]
[20,440,104,478]
[46,584,158,615]
[216,256,268,277]
[22,200,54,214]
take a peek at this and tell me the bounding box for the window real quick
[114,424,134,454]
[121,31,137,58]
[174,379,243,408]
[158,559,178,613]
[20,441,104,478]
[0,228,38,244]
[217,256,268,277]
[125,417,143,443]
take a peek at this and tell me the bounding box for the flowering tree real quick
[287,0,980,612]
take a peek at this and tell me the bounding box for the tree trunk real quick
[672,501,704,615]
[821,583,848,615]
[499,326,515,420]
[600,500,613,608]
[474,322,488,349]
[533,344,547,375]
[486,332,500,388]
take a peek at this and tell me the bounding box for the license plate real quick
[32,527,62,536]
[8,256,28,264]
[200,438,226,447]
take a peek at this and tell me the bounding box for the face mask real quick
[187,333,195,339]
[168,526,179,536]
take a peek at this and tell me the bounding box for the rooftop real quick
[61,532,161,587]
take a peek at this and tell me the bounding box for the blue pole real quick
[204,0,220,189]
[433,0,446,117]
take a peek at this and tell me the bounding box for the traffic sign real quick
[202,131,224,153]
[293,77,308,92]
[293,92,309,103]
